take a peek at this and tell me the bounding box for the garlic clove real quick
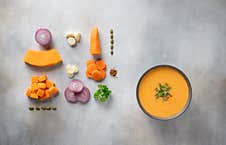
[67,37,77,46]
[74,33,81,42]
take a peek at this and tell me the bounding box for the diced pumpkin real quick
[31,76,39,83]
[23,49,62,67]
[38,74,47,82]
[37,89,45,97]
[26,74,58,101]
[30,93,39,99]
[45,90,50,98]
[89,27,101,55]
[31,83,39,91]
[49,86,58,95]
[26,87,32,96]
[40,90,51,101]
[38,83,46,89]
[46,80,55,88]
[31,90,38,95]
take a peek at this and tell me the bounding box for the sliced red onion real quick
[64,87,77,103]
[68,79,84,93]
[76,87,90,103]
[35,28,52,47]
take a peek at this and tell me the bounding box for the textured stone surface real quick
[1,0,226,144]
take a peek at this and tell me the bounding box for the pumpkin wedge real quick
[89,27,101,55]
[24,49,62,67]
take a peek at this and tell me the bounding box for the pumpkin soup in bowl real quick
[136,65,192,120]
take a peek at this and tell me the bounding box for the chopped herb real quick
[155,83,172,101]
[94,84,112,103]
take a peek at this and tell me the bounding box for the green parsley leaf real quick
[93,84,112,103]
[155,83,172,101]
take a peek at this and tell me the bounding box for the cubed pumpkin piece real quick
[46,80,55,88]
[30,93,39,99]
[31,89,38,94]
[49,86,58,95]
[38,74,47,82]
[38,83,46,89]
[31,76,39,83]
[45,90,50,97]
[40,90,51,101]
[37,89,45,97]
[26,87,32,96]
[31,83,39,91]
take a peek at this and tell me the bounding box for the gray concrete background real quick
[1,0,226,145]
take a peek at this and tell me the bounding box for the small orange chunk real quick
[45,90,50,97]
[49,87,58,95]
[26,87,32,96]
[30,93,38,99]
[40,90,51,101]
[31,83,39,91]
[37,89,45,97]
[38,83,46,89]
[46,80,55,88]
[38,74,47,82]
[31,76,39,83]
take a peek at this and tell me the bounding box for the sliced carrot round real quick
[96,59,106,70]
[91,70,103,81]
[87,63,97,74]
[86,70,93,78]
[86,59,95,67]
[100,70,106,79]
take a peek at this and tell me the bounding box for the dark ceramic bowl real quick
[136,65,192,120]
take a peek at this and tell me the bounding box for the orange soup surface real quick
[138,66,190,119]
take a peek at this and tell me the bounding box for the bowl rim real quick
[136,64,192,121]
